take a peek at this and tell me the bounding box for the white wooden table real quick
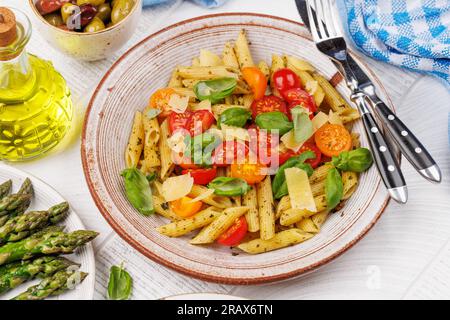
[6,0,450,299]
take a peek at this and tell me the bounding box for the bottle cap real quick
[0,7,17,47]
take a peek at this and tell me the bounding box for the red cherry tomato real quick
[182,167,217,185]
[217,217,248,246]
[35,0,70,15]
[278,141,322,168]
[248,124,277,160]
[273,68,301,92]
[186,110,215,136]
[168,111,192,134]
[250,95,287,119]
[287,101,315,121]
[281,88,317,113]
[212,141,249,167]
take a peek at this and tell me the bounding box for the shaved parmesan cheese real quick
[312,112,329,131]
[168,94,189,113]
[285,167,317,213]
[305,80,319,95]
[187,188,214,203]
[280,130,303,152]
[167,130,188,154]
[221,124,250,141]
[192,99,212,112]
[162,174,194,202]
[328,110,343,126]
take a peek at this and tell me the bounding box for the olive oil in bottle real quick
[0,7,73,161]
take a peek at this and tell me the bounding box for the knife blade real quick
[295,0,441,183]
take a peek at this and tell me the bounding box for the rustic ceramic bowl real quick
[28,0,142,61]
[82,13,394,284]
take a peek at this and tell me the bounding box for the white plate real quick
[0,163,95,300]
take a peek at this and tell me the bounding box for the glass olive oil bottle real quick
[0,7,72,161]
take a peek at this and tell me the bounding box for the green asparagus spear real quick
[12,270,88,300]
[0,202,70,243]
[0,229,98,266]
[17,178,33,197]
[0,256,78,294]
[0,180,12,200]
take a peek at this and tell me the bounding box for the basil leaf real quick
[218,107,251,128]
[107,264,133,300]
[120,168,154,216]
[208,177,251,196]
[146,108,161,119]
[291,107,313,143]
[194,78,237,104]
[325,167,344,211]
[272,151,316,199]
[255,111,293,136]
[331,147,373,172]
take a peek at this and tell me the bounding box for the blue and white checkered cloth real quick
[337,0,450,85]
[143,0,227,8]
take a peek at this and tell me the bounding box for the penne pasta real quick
[243,187,259,232]
[309,163,333,184]
[311,210,329,230]
[279,195,327,226]
[158,119,175,179]
[189,185,233,209]
[312,73,351,111]
[157,207,222,237]
[125,111,144,168]
[296,217,320,233]
[222,42,240,69]
[238,229,313,254]
[258,60,270,79]
[191,206,250,244]
[284,55,315,72]
[167,68,182,87]
[342,171,358,200]
[153,195,180,221]
[257,176,275,240]
[177,66,238,80]
[234,29,254,69]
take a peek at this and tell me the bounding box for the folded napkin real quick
[337,0,450,85]
[142,0,227,8]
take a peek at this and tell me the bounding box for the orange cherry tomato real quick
[242,67,268,100]
[314,124,352,157]
[217,217,248,247]
[149,88,175,118]
[170,196,202,218]
[230,159,267,184]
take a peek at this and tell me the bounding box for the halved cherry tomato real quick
[186,110,215,136]
[315,124,352,157]
[282,88,317,113]
[168,111,192,134]
[242,67,268,100]
[278,141,322,168]
[287,101,315,121]
[248,124,278,160]
[149,88,176,118]
[250,95,287,119]
[273,68,301,93]
[182,167,217,185]
[217,217,248,246]
[212,141,249,167]
[230,159,267,184]
[170,196,202,218]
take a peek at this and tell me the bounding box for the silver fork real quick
[306,0,408,204]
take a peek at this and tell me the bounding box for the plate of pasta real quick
[82,13,394,284]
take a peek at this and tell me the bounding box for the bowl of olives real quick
[29,0,142,61]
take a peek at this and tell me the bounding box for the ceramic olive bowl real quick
[28,0,142,61]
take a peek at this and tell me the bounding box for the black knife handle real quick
[371,97,437,171]
[352,94,406,191]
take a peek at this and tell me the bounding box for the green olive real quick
[61,3,79,23]
[44,13,63,27]
[84,17,106,33]
[77,0,106,6]
[111,0,134,25]
[95,3,112,22]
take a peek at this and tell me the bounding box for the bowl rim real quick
[81,12,394,285]
[27,0,141,36]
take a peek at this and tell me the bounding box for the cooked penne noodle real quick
[296,217,320,233]
[167,68,182,87]
[312,73,352,111]
[238,229,313,254]
[125,111,144,168]
[243,187,259,232]
[191,206,250,244]
[153,195,180,221]
[257,176,275,240]
[191,57,200,67]
[270,54,285,80]
[177,66,238,80]
[311,210,329,230]
[222,42,240,68]
[157,207,222,237]
[141,113,161,171]
[279,195,327,226]
[351,132,361,148]
[234,29,254,68]
[258,60,270,79]
[242,94,254,108]
[284,55,315,72]
[310,179,325,197]
[189,185,233,209]
[342,171,358,200]
[309,163,333,184]
[286,64,325,106]
[170,87,197,100]
[158,119,175,179]
[276,195,290,220]
[336,106,361,124]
